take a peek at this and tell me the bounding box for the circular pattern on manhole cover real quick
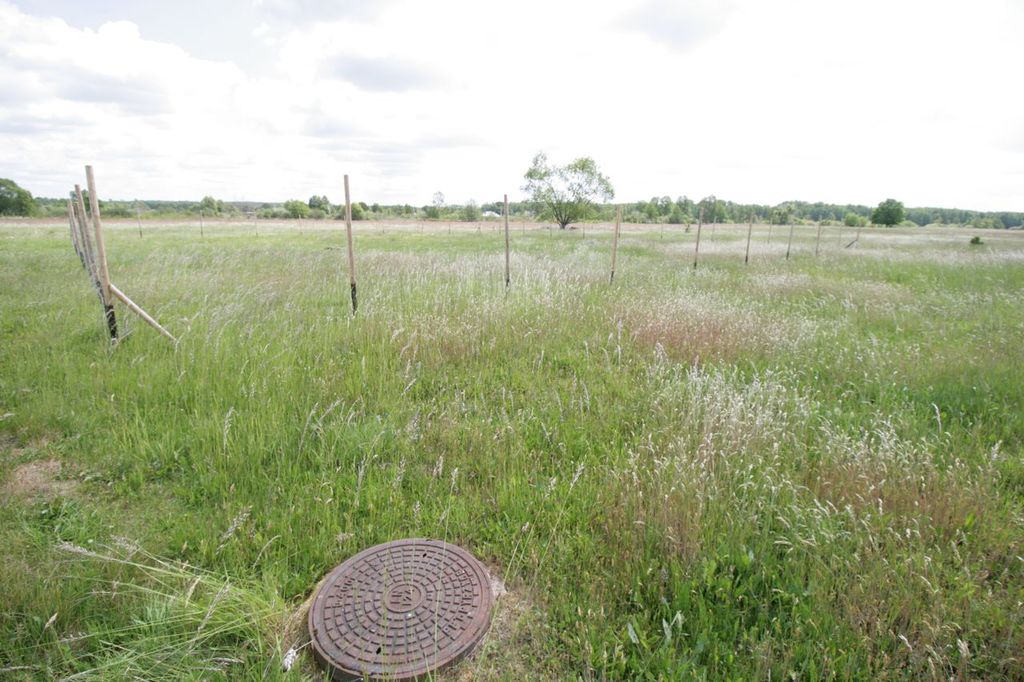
[308,539,493,680]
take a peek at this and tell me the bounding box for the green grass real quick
[1,220,1022,679]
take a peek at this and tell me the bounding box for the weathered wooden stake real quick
[844,225,862,249]
[610,205,622,283]
[785,223,795,260]
[693,206,704,269]
[503,194,511,289]
[85,165,117,341]
[136,205,143,238]
[744,213,754,264]
[199,210,205,238]
[344,174,357,314]
[68,199,84,266]
[815,222,823,256]
[73,185,97,282]
[109,283,177,343]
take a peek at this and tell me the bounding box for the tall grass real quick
[1,221,1022,679]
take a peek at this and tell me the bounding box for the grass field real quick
[2,219,1022,680]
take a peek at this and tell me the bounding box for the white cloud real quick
[622,0,736,52]
[1,0,1023,210]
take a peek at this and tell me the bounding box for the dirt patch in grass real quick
[453,570,547,680]
[2,458,77,501]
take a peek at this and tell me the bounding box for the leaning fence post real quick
[73,185,99,287]
[610,205,622,283]
[785,223,795,260]
[344,174,358,314]
[744,213,753,264]
[85,165,118,341]
[67,198,83,265]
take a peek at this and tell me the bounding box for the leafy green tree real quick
[871,198,905,226]
[308,195,331,211]
[769,205,791,225]
[0,178,38,216]
[668,204,690,224]
[643,201,659,223]
[522,151,614,229]
[198,195,219,214]
[283,200,310,219]
[461,199,481,222]
[699,195,729,223]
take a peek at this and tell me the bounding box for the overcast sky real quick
[2,0,1022,210]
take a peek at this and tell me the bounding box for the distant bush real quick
[308,208,325,220]
[844,212,867,227]
[970,235,983,245]
[257,207,289,220]
[971,216,1004,230]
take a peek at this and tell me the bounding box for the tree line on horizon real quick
[2,176,1021,230]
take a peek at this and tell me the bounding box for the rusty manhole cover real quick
[308,539,493,680]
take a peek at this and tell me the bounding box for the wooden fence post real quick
[785,223,795,260]
[504,194,511,289]
[744,213,754,264]
[136,204,143,238]
[85,165,117,341]
[68,198,84,266]
[344,174,358,314]
[200,209,204,238]
[610,205,622,283]
[693,206,704,269]
[73,185,99,289]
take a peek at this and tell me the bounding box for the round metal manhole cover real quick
[308,539,493,680]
